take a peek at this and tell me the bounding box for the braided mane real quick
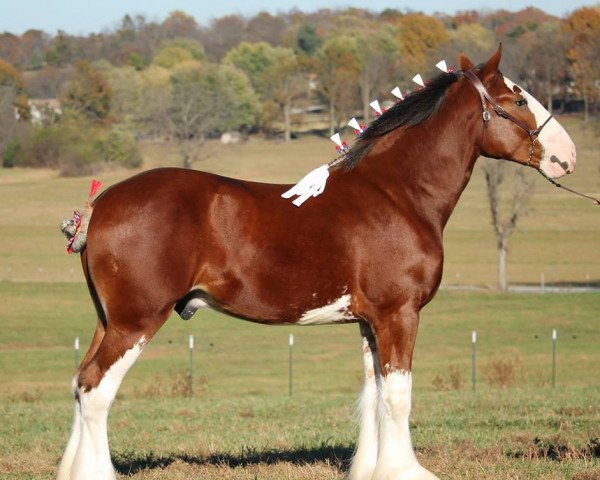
[341,71,461,170]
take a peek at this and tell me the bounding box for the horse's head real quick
[459,46,576,179]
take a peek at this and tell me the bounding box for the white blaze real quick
[503,77,576,179]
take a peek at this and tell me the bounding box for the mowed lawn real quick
[0,116,599,479]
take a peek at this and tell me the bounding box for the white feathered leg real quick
[60,338,145,480]
[372,371,439,480]
[348,325,381,480]
[57,377,82,480]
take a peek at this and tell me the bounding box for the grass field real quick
[0,115,599,479]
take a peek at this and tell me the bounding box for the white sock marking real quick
[57,383,82,480]
[63,337,145,480]
[349,337,380,480]
[373,371,439,480]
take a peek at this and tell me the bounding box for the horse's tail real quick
[60,180,103,254]
[60,207,94,253]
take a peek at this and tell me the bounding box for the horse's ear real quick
[481,44,502,80]
[458,52,474,71]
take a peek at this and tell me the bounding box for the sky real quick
[0,0,598,35]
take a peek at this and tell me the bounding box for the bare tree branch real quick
[482,160,535,291]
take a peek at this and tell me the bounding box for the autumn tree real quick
[261,49,307,141]
[482,161,535,291]
[169,64,259,167]
[0,86,28,164]
[222,41,276,93]
[26,65,72,99]
[445,23,494,60]
[520,23,569,112]
[246,11,287,46]
[19,29,49,69]
[103,64,171,136]
[61,61,112,123]
[563,7,600,121]
[0,33,20,65]
[201,15,247,60]
[160,10,200,40]
[152,38,206,69]
[224,42,307,138]
[0,59,30,121]
[44,30,75,66]
[353,24,398,123]
[392,13,450,74]
[314,35,361,135]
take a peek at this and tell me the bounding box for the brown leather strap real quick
[464,70,492,124]
[464,70,537,136]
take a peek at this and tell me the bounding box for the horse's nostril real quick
[550,155,569,173]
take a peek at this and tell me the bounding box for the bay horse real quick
[57,48,575,480]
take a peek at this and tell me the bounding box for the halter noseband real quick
[464,69,553,167]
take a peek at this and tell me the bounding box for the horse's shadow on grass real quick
[113,444,355,476]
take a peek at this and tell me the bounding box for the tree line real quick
[1,6,599,173]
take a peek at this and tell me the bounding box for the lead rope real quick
[538,169,600,205]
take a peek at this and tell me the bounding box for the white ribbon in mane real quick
[281,164,331,207]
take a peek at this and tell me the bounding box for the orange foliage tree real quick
[61,61,112,123]
[391,14,450,74]
[563,7,600,120]
[0,59,30,121]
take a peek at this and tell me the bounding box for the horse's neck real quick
[353,98,481,229]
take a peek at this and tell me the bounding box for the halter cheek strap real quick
[464,69,554,167]
[464,70,546,135]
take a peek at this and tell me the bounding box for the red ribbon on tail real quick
[87,179,103,207]
[66,179,103,253]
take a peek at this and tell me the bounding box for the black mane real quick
[341,71,461,170]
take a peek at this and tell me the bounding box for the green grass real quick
[0,116,599,478]
[1,281,599,478]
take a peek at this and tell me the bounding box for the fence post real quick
[471,331,477,392]
[189,334,194,396]
[541,273,545,293]
[289,334,294,397]
[74,336,80,369]
[552,329,557,389]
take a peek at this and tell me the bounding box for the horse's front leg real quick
[370,307,439,480]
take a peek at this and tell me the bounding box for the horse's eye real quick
[515,98,528,107]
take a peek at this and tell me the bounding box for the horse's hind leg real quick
[57,318,106,480]
[348,321,381,480]
[60,309,169,480]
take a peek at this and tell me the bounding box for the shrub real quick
[484,357,520,388]
[9,119,142,176]
[93,127,142,169]
[12,124,63,168]
[2,138,21,168]
[432,364,464,391]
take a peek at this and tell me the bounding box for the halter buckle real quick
[482,110,491,122]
